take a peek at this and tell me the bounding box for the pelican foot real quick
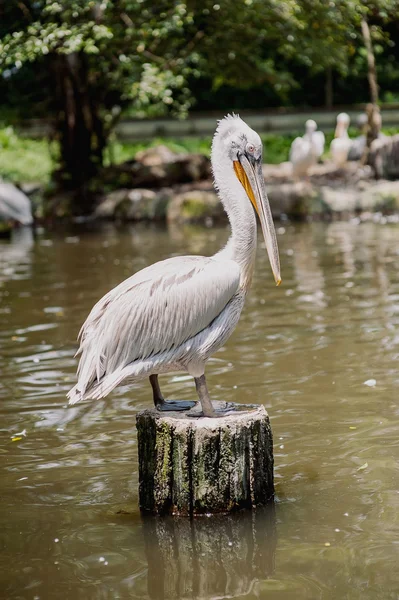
[194,402,258,418]
[156,400,197,412]
[192,403,230,418]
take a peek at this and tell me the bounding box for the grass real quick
[1,125,399,186]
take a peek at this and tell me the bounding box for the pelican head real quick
[212,114,281,286]
[335,112,350,138]
[305,119,317,133]
[356,113,368,132]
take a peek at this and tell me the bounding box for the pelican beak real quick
[234,154,281,286]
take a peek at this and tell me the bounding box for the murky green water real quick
[1,221,399,600]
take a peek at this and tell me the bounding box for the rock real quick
[167,189,224,224]
[359,180,399,211]
[95,177,399,224]
[94,189,129,218]
[95,188,171,221]
[135,144,177,166]
[316,186,359,214]
[369,134,399,179]
[314,180,399,214]
[101,146,211,190]
[263,161,293,182]
[267,181,314,218]
[45,190,76,218]
[83,143,399,224]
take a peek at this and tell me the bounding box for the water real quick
[1,221,399,600]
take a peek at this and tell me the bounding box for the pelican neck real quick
[213,161,257,290]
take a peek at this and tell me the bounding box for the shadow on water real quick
[143,505,276,600]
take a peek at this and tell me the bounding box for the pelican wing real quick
[74,255,240,393]
[0,183,33,225]
[330,138,351,166]
[289,137,305,164]
[313,131,325,158]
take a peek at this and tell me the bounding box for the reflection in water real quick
[325,221,356,277]
[0,226,34,283]
[291,227,326,307]
[143,506,276,600]
[1,221,399,599]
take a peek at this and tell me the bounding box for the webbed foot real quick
[156,400,197,412]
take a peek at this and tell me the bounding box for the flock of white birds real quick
[289,112,382,177]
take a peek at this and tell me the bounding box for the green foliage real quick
[0,1,199,120]
[0,127,56,184]
[0,126,18,149]
[2,1,399,123]
[1,0,399,194]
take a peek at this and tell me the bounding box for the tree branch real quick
[361,18,378,105]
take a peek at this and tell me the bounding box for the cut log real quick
[136,402,274,516]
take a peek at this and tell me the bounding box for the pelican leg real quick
[149,374,196,412]
[194,374,216,417]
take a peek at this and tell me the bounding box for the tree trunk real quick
[360,19,381,165]
[136,403,274,516]
[361,19,379,106]
[52,53,106,213]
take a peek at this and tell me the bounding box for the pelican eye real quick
[246,143,255,154]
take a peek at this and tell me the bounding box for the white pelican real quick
[330,112,351,166]
[348,114,368,161]
[348,111,387,161]
[289,119,324,177]
[67,115,281,417]
[0,182,33,226]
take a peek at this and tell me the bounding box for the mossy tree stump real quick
[136,402,274,516]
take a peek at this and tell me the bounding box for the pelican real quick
[289,119,324,178]
[347,114,368,161]
[348,111,387,161]
[0,182,33,226]
[330,112,351,166]
[67,115,281,417]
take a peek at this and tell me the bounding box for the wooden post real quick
[136,402,274,516]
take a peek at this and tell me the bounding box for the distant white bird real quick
[67,115,281,417]
[348,111,388,161]
[0,182,33,226]
[289,119,324,177]
[330,113,351,166]
[347,114,368,161]
[303,119,325,159]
